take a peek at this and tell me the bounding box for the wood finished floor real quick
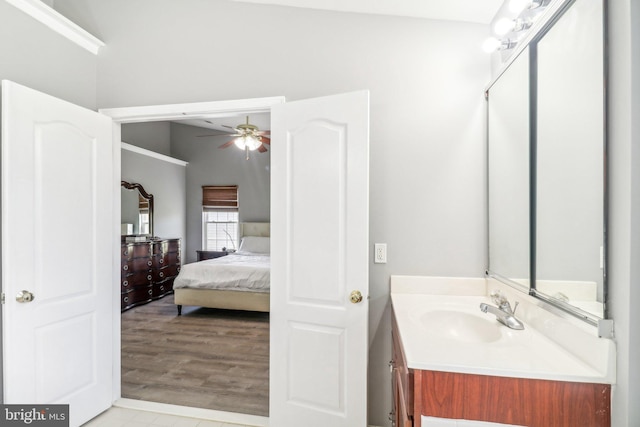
[121,294,269,417]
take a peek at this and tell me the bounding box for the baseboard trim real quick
[115,398,384,427]
[114,398,268,427]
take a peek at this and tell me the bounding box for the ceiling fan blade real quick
[256,130,271,136]
[198,132,242,138]
[218,140,236,149]
[258,144,268,153]
[259,136,271,145]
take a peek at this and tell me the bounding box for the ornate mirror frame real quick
[121,180,154,236]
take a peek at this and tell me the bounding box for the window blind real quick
[202,185,238,208]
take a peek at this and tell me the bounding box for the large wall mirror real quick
[486,0,607,325]
[488,47,530,290]
[121,181,154,236]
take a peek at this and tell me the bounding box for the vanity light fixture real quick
[485,0,551,55]
[482,37,517,53]
[494,17,533,36]
[509,0,550,14]
[509,0,530,14]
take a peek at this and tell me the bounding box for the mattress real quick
[173,252,270,293]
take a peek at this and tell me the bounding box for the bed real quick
[174,222,270,315]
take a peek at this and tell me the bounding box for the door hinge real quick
[1,293,5,304]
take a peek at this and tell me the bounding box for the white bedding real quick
[173,252,270,293]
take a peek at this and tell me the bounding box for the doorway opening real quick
[101,96,284,426]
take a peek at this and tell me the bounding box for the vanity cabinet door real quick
[417,370,611,426]
[394,370,413,427]
[392,313,414,426]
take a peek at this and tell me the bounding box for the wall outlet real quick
[374,243,387,264]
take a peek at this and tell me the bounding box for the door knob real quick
[16,290,35,303]
[350,290,363,304]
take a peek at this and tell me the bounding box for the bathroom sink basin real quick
[419,310,503,343]
[392,291,614,384]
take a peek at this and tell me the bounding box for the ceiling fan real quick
[198,116,270,160]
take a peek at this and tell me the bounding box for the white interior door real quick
[1,80,114,426]
[270,91,370,426]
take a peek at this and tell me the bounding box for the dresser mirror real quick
[121,181,154,236]
[486,0,607,325]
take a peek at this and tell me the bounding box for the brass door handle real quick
[16,290,35,303]
[350,290,363,304]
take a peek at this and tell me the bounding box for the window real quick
[138,195,150,234]
[202,186,239,251]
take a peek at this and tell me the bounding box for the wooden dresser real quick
[121,238,181,312]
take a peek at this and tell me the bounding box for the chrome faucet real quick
[479,291,525,330]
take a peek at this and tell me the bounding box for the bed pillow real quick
[238,236,270,254]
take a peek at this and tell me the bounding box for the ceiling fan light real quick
[234,135,261,151]
[234,137,247,150]
[245,136,262,151]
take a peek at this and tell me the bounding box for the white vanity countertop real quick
[391,276,615,384]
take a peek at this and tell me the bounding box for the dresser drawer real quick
[152,278,174,298]
[122,243,152,259]
[156,252,180,267]
[153,264,180,282]
[122,270,153,289]
[153,239,180,254]
[121,285,153,310]
[122,256,154,273]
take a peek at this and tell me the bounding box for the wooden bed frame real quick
[174,222,270,315]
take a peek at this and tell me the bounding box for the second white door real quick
[270,90,370,427]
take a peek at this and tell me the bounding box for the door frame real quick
[99,96,285,404]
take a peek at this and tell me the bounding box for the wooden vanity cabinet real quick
[392,313,611,427]
[392,314,414,427]
[121,238,181,311]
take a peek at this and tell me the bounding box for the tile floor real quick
[82,407,255,427]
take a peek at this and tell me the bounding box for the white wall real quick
[170,122,271,263]
[122,121,172,156]
[0,1,97,109]
[54,1,490,425]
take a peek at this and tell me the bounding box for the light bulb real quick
[494,17,516,36]
[245,136,261,151]
[482,37,502,53]
[234,137,246,149]
[529,0,545,9]
[509,0,530,14]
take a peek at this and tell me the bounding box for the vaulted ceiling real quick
[177,0,503,132]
